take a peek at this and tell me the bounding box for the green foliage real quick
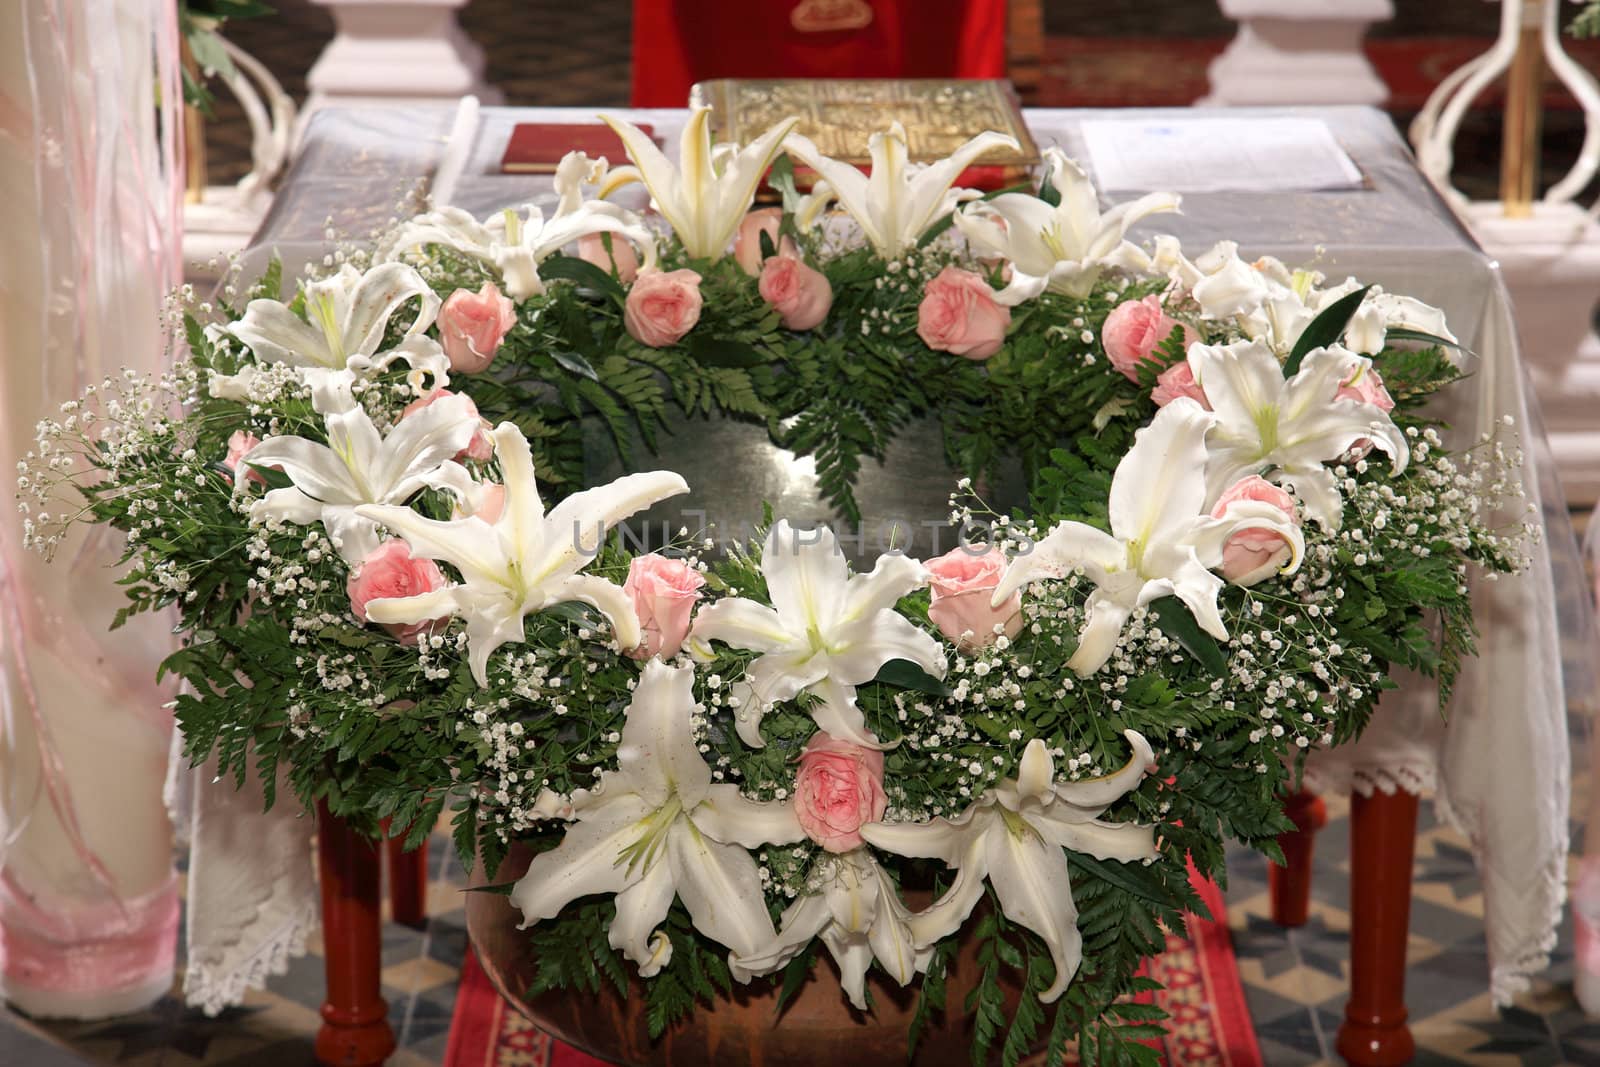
[642,908,736,1038]
[178,2,276,113]
[524,897,630,1000]
[1574,2,1600,38]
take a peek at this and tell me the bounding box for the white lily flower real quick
[989,399,1305,676]
[245,391,480,564]
[222,263,449,406]
[1151,240,1456,358]
[783,121,1020,260]
[1187,339,1410,528]
[597,107,798,262]
[688,521,946,749]
[733,848,931,1009]
[354,423,688,684]
[509,661,804,976]
[953,148,1178,304]
[862,731,1159,1003]
[552,150,611,216]
[382,198,657,304]
[1338,290,1458,355]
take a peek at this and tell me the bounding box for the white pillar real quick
[1201,0,1393,107]
[303,0,502,119]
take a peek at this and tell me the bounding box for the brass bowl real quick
[466,842,1037,1066]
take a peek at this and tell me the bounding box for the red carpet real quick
[443,949,611,1067]
[1039,36,1600,110]
[443,870,1260,1067]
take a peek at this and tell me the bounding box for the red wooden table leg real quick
[386,827,429,930]
[1269,787,1327,927]
[1336,788,1419,1067]
[316,801,396,1067]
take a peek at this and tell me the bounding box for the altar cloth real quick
[191,105,1591,1014]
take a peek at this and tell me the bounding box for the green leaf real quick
[1284,285,1370,376]
[772,942,815,1020]
[870,657,952,697]
[758,228,778,262]
[688,336,768,368]
[252,257,284,303]
[538,254,625,301]
[768,153,803,215]
[463,882,517,895]
[1148,595,1227,678]
[187,27,236,79]
[1384,327,1471,357]
[1038,169,1061,207]
[241,461,294,491]
[551,350,601,382]
[183,313,210,359]
[206,0,278,19]
[543,601,606,627]
[1071,853,1173,907]
[180,64,214,113]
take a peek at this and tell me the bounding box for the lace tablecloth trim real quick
[1301,759,1437,798]
[1435,774,1568,1009]
[182,874,318,1017]
[180,758,321,1017]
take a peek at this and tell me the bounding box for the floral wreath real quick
[20,109,1534,1064]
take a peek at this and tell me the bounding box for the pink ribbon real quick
[0,871,177,994]
[0,564,127,908]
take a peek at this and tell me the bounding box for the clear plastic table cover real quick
[227,105,1592,1008]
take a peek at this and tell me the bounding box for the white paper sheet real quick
[1079,117,1365,193]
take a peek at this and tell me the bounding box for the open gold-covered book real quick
[690,78,1040,190]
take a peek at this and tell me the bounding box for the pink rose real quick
[1102,295,1196,382]
[916,266,1011,361]
[222,430,267,487]
[1151,362,1211,410]
[925,545,1023,652]
[793,733,888,853]
[347,539,449,644]
[622,554,705,660]
[438,282,516,375]
[1336,365,1395,458]
[624,269,703,348]
[577,233,640,284]
[757,254,833,331]
[1210,476,1301,586]
[401,388,494,462]
[1336,365,1395,412]
[732,208,796,276]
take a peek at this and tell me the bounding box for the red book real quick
[499,123,657,174]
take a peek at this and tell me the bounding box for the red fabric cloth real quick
[630,0,1008,107]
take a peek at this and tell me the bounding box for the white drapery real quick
[0,0,183,1019]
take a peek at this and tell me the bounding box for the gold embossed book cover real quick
[690,78,1040,190]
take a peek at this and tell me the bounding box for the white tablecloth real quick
[187,105,1591,1014]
